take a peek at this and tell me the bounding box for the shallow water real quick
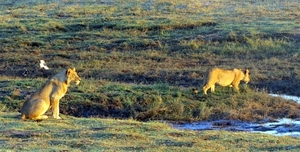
[173,118,300,137]
[269,94,300,103]
[172,94,300,137]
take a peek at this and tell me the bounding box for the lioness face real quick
[67,68,81,85]
[244,69,250,83]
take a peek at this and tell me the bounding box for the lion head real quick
[66,68,81,85]
[243,69,250,83]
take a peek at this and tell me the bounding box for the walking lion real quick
[203,68,250,94]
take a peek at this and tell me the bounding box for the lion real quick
[203,68,250,94]
[20,68,81,120]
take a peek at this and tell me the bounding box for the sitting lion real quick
[20,68,81,120]
[203,68,250,94]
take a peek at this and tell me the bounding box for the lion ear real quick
[73,68,76,71]
[66,68,71,76]
[245,69,250,74]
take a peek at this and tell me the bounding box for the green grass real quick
[1,112,300,151]
[1,0,300,150]
[1,78,300,122]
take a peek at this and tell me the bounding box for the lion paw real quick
[54,116,62,119]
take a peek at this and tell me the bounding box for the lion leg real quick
[22,99,50,120]
[210,84,215,93]
[233,83,240,93]
[203,85,210,94]
[32,115,49,120]
[51,98,62,119]
[203,83,215,94]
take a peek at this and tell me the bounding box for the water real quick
[172,94,300,137]
[269,94,300,103]
[252,118,300,137]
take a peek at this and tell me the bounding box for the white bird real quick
[40,60,50,70]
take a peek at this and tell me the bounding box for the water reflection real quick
[172,94,300,137]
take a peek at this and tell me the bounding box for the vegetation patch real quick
[1,79,300,122]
